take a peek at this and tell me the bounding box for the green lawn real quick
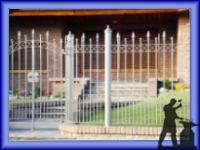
[85,90,190,127]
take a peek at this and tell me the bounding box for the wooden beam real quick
[10,9,189,17]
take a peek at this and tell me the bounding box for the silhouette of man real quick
[158,98,183,147]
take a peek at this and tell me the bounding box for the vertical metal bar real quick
[117,33,120,82]
[124,37,128,123]
[139,38,142,126]
[132,32,135,82]
[146,31,150,130]
[10,39,14,120]
[75,38,78,78]
[162,31,166,89]
[147,31,150,82]
[81,33,85,123]
[60,38,63,79]
[59,38,63,120]
[64,35,68,122]
[116,33,120,124]
[131,33,135,125]
[53,38,56,119]
[158,33,160,80]
[139,38,143,83]
[53,39,56,78]
[71,34,75,122]
[124,38,127,82]
[24,35,28,120]
[19,31,22,119]
[104,25,112,127]
[46,31,49,119]
[89,38,92,122]
[155,37,158,79]
[96,33,99,123]
[60,37,63,97]
[65,31,74,123]
[39,34,42,119]
[11,39,14,96]
[60,38,63,120]
[17,31,21,98]
[155,37,158,133]
[31,29,35,131]
[170,37,174,91]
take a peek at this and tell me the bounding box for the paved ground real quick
[9,130,75,141]
[9,130,169,141]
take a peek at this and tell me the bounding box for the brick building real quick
[9,9,190,94]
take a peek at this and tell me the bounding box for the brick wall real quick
[176,14,190,84]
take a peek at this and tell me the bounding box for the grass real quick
[84,90,190,127]
[9,97,65,104]
[10,90,190,127]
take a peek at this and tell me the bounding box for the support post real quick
[65,31,74,123]
[104,25,112,128]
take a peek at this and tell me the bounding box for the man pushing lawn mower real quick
[158,98,197,149]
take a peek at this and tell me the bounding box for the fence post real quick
[65,31,74,123]
[104,25,112,128]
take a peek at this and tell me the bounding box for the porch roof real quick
[9,9,189,17]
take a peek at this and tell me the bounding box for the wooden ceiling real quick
[9,9,189,17]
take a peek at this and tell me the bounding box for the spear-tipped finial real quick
[105,25,111,32]
[46,31,49,37]
[17,31,21,37]
[124,38,127,43]
[96,33,99,39]
[147,31,150,37]
[67,31,72,37]
[162,31,166,37]
[81,33,85,45]
[81,33,85,39]
[132,32,135,39]
[116,32,120,39]
[31,29,35,35]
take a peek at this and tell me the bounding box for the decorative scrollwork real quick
[10,39,177,55]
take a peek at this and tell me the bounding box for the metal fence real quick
[9,26,190,132]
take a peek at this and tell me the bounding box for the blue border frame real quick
[0,1,199,149]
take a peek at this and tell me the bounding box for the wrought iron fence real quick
[9,26,190,133]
